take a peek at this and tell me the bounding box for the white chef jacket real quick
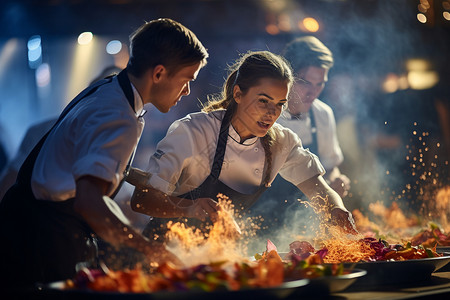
[277,99,343,171]
[146,110,325,196]
[31,76,145,201]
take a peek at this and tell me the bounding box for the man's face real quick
[289,66,328,113]
[151,62,202,113]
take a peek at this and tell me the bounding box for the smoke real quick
[244,192,321,255]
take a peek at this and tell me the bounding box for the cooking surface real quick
[331,271,450,300]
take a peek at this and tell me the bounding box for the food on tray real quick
[64,255,289,293]
[254,240,347,281]
[411,223,450,248]
[283,237,442,264]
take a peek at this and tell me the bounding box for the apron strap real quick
[117,68,135,111]
[110,69,138,198]
[308,108,318,155]
[210,109,233,180]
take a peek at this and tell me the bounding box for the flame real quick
[164,194,250,267]
[435,186,450,231]
[352,186,450,243]
[351,201,419,243]
[369,201,419,229]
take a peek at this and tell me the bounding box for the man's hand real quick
[330,207,359,235]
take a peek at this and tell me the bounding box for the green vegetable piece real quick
[425,248,435,258]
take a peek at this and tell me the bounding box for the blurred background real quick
[0,0,449,227]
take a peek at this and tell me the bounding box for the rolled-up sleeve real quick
[72,108,140,195]
[146,119,194,195]
[275,125,326,186]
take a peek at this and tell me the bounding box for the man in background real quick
[251,36,350,240]
[277,35,350,198]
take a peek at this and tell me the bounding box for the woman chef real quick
[127,50,358,240]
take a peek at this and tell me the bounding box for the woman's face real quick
[233,77,288,140]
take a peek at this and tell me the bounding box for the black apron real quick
[0,69,135,288]
[304,108,318,155]
[142,109,268,240]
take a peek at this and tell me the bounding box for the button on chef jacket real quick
[146,110,325,197]
[31,76,145,201]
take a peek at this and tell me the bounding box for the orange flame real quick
[164,194,250,267]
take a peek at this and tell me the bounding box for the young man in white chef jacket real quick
[0,18,208,288]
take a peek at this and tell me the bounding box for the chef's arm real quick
[73,175,181,265]
[296,174,358,234]
[126,167,218,220]
[296,174,345,210]
[130,186,218,220]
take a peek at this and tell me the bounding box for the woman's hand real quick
[185,197,220,222]
[330,207,359,235]
[185,198,242,238]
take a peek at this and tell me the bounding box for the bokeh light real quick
[36,63,51,87]
[27,35,42,69]
[106,40,122,55]
[265,24,279,35]
[443,11,450,20]
[78,32,93,45]
[417,13,427,23]
[302,17,319,32]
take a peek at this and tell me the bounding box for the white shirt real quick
[146,110,325,196]
[32,76,145,201]
[277,99,343,171]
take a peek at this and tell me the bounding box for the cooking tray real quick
[435,248,450,272]
[343,253,450,288]
[278,251,450,288]
[30,278,310,300]
[307,268,367,293]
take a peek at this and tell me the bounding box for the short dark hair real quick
[282,36,333,73]
[127,18,208,77]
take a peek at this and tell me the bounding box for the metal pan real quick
[343,253,450,288]
[309,268,367,293]
[278,251,450,288]
[435,248,450,272]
